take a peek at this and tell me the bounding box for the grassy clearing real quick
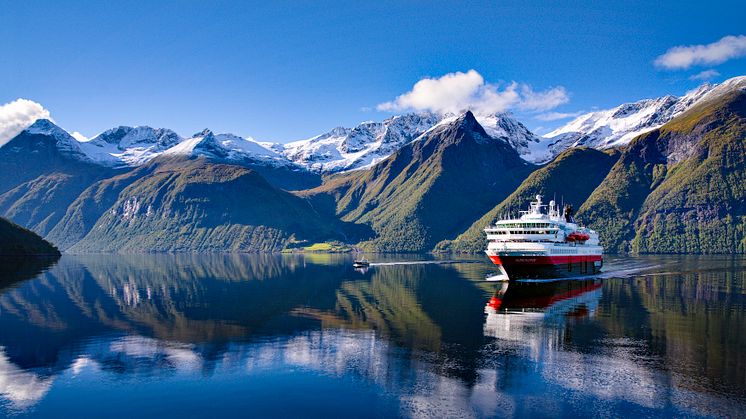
[282,241,354,253]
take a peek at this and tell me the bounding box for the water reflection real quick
[0,254,744,417]
[0,256,58,292]
[484,279,602,347]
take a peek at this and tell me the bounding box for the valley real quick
[1,76,744,254]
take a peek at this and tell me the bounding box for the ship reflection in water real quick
[485,278,602,324]
[483,279,605,369]
[0,254,744,417]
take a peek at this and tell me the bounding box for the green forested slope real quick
[0,216,60,256]
[69,156,356,252]
[46,164,159,250]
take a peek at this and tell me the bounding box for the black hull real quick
[502,261,601,280]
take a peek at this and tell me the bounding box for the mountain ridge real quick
[540,78,746,159]
[67,155,364,253]
[0,216,60,256]
[8,77,743,176]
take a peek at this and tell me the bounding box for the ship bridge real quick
[485,195,568,243]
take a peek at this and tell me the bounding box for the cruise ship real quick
[484,195,603,281]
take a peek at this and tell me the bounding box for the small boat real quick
[352,258,370,268]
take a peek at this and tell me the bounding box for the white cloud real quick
[0,98,53,147]
[655,35,746,70]
[534,111,584,121]
[688,69,721,81]
[517,85,570,112]
[377,70,569,115]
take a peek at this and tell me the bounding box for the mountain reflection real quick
[0,256,58,293]
[0,255,744,416]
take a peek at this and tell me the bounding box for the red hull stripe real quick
[489,255,602,266]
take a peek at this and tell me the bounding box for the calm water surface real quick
[0,254,744,418]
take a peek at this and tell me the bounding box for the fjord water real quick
[0,255,744,418]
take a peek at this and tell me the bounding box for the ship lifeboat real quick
[566,232,590,242]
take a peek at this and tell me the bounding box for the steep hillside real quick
[68,156,359,253]
[0,216,60,256]
[577,78,746,253]
[437,147,619,253]
[0,120,121,235]
[302,111,534,252]
[45,164,160,250]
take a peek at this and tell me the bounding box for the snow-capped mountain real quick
[163,129,292,167]
[456,113,546,163]
[540,82,718,157]
[20,119,92,162]
[275,111,544,172]
[279,113,441,172]
[7,114,543,173]
[79,126,182,167]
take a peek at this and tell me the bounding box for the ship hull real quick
[488,254,602,280]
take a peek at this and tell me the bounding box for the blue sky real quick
[1,0,745,142]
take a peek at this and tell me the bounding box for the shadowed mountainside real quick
[0,216,60,256]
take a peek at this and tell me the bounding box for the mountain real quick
[436,147,620,253]
[45,162,160,250]
[63,124,320,190]
[163,129,321,190]
[164,129,286,164]
[67,156,361,253]
[0,120,122,236]
[541,83,716,158]
[279,113,441,172]
[277,112,544,172]
[576,76,746,253]
[0,119,92,175]
[0,216,60,256]
[78,126,182,167]
[301,111,534,252]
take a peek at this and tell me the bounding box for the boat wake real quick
[369,260,480,267]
